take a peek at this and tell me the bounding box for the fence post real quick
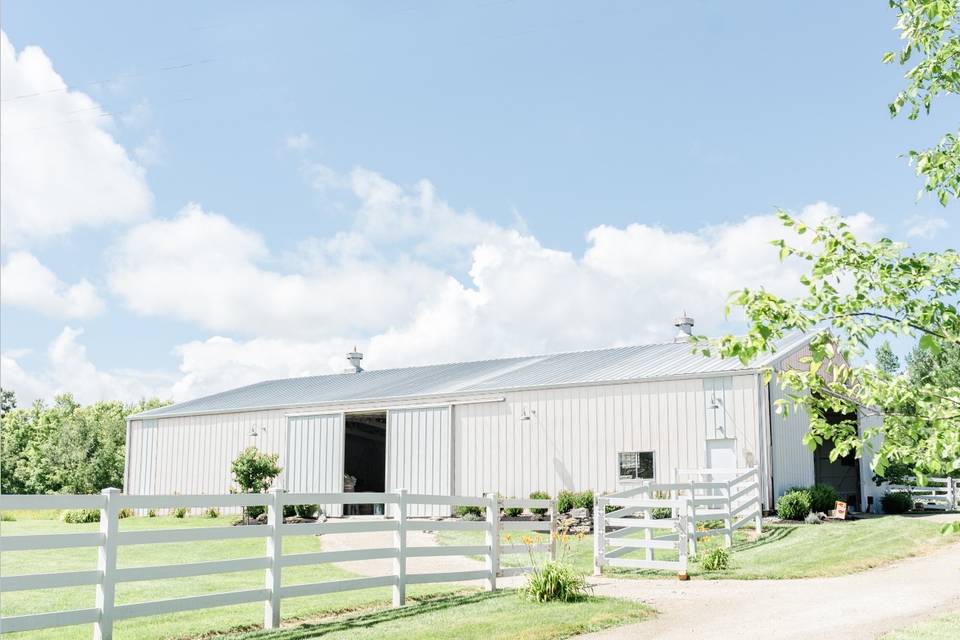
[264,488,285,629]
[593,497,605,576]
[392,488,407,607]
[688,481,698,556]
[677,495,689,580]
[723,480,733,547]
[754,469,763,534]
[549,498,558,562]
[94,487,119,640]
[950,478,957,511]
[484,493,499,590]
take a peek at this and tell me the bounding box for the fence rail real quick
[886,477,957,511]
[0,490,557,639]
[594,467,763,577]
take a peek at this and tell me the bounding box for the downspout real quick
[123,418,132,494]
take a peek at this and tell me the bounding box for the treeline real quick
[0,391,168,495]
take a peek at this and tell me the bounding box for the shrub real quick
[652,506,674,519]
[147,509,156,518]
[118,508,133,519]
[808,484,839,513]
[556,490,576,514]
[881,492,913,514]
[572,490,594,511]
[777,490,811,520]
[461,511,484,521]
[503,500,523,518]
[529,491,550,516]
[0,512,16,522]
[455,504,484,519]
[231,447,282,520]
[294,504,318,518]
[525,560,589,602]
[61,509,100,523]
[245,506,266,520]
[173,507,187,519]
[699,547,731,571]
[205,507,220,518]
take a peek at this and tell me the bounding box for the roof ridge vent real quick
[345,347,364,373]
[673,312,694,343]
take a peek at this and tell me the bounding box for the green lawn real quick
[438,515,957,580]
[0,514,467,640]
[218,590,652,640]
[881,612,960,640]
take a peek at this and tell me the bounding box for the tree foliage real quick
[230,447,282,494]
[0,393,169,494]
[885,0,960,205]
[695,214,960,482]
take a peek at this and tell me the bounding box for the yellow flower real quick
[576,531,585,541]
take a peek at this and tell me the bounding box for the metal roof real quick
[134,332,812,419]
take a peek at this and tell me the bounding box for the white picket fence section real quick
[886,477,957,511]
[594,467,763,576]
[0,489,557,639]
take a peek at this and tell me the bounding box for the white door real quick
[387,406,452,517]
[705,438,738,480]
[286,413,344,517]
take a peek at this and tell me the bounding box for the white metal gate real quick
[285,413,345,517]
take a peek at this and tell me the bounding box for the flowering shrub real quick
[509,526,591,602]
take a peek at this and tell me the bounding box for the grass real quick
[218,590,652,640]
[881,612,960,640]
[438,515,956,580]
[0,514,467,640]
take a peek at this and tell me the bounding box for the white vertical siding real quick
[386,406,451,517]
[453,375,761,499]
[768,345,816,498]
[286,413,344,517]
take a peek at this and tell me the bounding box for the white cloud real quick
[107,202,448,338]
[284,132,314,151]
[1,251,104,318]
[134,132,163,166]
[0,31,152,246]
[1,328,173,405]
[905,215,948,239]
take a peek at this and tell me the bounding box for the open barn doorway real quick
[813,408,861,510]
[343,412,386,515]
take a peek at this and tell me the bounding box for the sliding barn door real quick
[387,406,452,517]
[286,413,344,517]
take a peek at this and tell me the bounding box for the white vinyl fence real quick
[885,477,957,511]
[594,467,762,576]
[0,490,557,639]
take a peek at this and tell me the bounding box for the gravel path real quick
[577,539,960,640]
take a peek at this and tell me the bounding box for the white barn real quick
[125,319,876,515]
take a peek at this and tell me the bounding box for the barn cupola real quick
[345,348,364,373]
[673,312,694,343]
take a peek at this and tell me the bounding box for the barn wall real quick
[453,374,761,499]
[768,345,816,499]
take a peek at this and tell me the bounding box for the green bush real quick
[556,490,576,514]
[881,491,913,514]
[503,500,523,518]
[572,490,594,511]
[61,509,100,523]
[525,561,589,602]
[776,490,811,520]
[652,507,673,519]
[529,491,550,516]
[173,507,187,519]
[205,507,220,518]
[455,504,484,519]
[231,447,282,521]
[808,484,839,513]
[118,508,133,519]
[147,509,156,518]
[0,512,16,522]
[699,547,731,571]
[294,504,318,518]
[245,505,265,520]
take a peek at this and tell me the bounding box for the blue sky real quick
[1,1,956,404]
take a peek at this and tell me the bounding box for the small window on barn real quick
[618,451,654,480]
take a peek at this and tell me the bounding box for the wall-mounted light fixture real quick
[520,408,536,421]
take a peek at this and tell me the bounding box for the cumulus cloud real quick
[0,31,152,246]
[905,215,948,239]
[107,202,448,338]
[1,327,174,405]
[1,251,104,318]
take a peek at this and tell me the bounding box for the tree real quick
[695,214,959,482]
[875,341,902,375]
[0,389,15,416]
[231,447,282,521]
[885,0,960,205]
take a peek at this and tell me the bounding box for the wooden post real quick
[264,488,285,629]
[392,488,407,607]
[94,488,119,640]
[484,493,499,590]
[677,494,690,580]
[593,499,604,576]
[688,481,698,556]
[754,469,763,535]
[549,498,558,562]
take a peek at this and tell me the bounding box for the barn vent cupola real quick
[345,348,364,373]
[673,312,694,343]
